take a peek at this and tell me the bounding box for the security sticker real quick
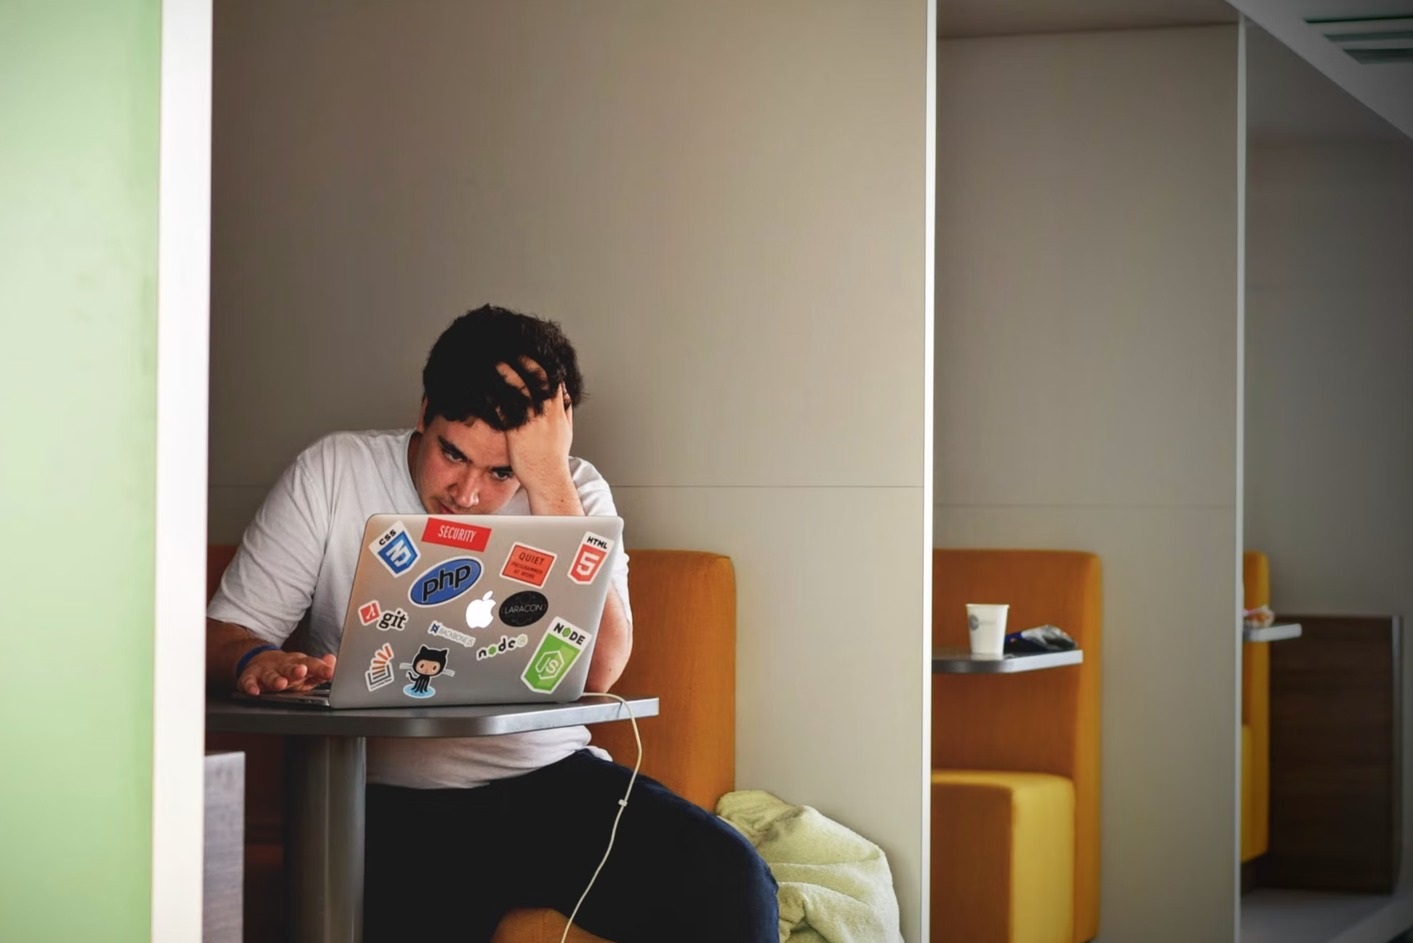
[422,517,492,552]
[358,600,382,626]
[369,520,420,577]
[521,618,592,694]
[501,543,556,588]
[428,620,476,649]
[476,633,530,661]
[568,532,614,585]
[366,643,395,691]
[500,591,548,628]
[373,607,408,632]
[400,644,455,699]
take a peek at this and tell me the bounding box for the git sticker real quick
[358,600,382,626]
[369,520,419,577]
[501,543,556,588]
[521,618,591,694]
[568,532,614,585]
[366,643,395,691]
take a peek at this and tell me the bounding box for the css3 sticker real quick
[568,533,614,585]
[521,618,591,693]
[369,520,419,577]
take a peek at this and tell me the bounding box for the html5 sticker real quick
[369,520,420,577]
[501,543,556,588]
[568,532,615,585]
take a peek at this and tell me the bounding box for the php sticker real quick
[422,517,492,552]
[521,618,591,694]
[366,643,395,691]
[568,532,614,585]
[500,591,548,628]
[428,620,476,649]
[501,543,556,588]
[408,557,483,607]
[400,644,455,699]
[369,520,420,577]
[358,600,382,626]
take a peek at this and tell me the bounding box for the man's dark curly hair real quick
[421,304,585,431]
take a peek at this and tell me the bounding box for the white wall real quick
[935,27,1242,943]
[1245,135,1413,898]
[210,1,932,938]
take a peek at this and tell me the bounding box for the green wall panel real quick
[0,2,162,941]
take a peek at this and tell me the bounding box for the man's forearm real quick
[207,618,271,692]
[585,589,632,693]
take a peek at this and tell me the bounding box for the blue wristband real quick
[235,643,279,679]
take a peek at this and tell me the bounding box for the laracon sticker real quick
[428,620,476,649]
[373,607,408,632]
[500,591,548,628]
[521,618,592,694]
[369,520,420,577]
[501,543,556,588]
[408,557,483,607]
[358,601,382,626]
[366,643,395,691]
[476,633,530,661]
[400,644,455,699]
[422,517,492,552]
[568,532,614,585]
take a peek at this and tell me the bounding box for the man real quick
[206,305,778,942]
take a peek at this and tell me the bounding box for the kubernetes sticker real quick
[568,532,614,585]
[369,520,420,577]
[501,543,556,588]
[366,643,395,692]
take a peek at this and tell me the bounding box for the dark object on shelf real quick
[1004,624,1077,654]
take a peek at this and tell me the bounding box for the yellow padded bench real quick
[1241,550,1271,863]
[932,549,1102,943]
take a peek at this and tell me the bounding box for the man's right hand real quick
[238,650,337,696]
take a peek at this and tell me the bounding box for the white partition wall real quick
[935,26,1243,943]
[209,1,933,938]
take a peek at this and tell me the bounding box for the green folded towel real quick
[717,789,904,943]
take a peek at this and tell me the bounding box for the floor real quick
[1242,888,1413,943]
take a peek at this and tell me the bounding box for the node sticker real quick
[521,618,592,694]
[499,591,548,628]
[568,532,614,585]
[428,619,476,649]
[366,643,395,691]
[501,543,556,588]
[401,644,455,699]
[422,517,492,552]
[358,600,382,626]
[369,520,419,577]
[476,633,530,661]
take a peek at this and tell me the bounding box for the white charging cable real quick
[560,693,642,943]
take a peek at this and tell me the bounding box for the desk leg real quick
[286,735,366,943]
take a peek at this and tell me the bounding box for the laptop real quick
[237,512,624,709]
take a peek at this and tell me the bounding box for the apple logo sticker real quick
[465,590,497,630]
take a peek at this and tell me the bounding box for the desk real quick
[932,648,1084,674]
[1243,622,1303,643]
[206,694,659,943]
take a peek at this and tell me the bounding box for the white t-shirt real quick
[208,428,631,788]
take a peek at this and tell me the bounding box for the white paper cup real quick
[966,603,1009,656]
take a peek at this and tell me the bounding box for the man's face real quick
[410,409,521,516]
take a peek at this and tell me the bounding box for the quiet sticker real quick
[369,520,420,577]
[501,543,556,588]
[366,643,395,691]
[568,532,614,585]
[521,618,591,694]
[422,518,492,552]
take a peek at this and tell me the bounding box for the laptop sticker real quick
[476,633,530,661]
[358,600,382,626]
[422,517,492,552]
[428,619,476,649]
[500,591,549,628]
[369,521,420,577]
[521,618,592,694]
[373,607,409,632]
[500,543,556,588]
[400,645,455,699]
[366,643,396,691]
[568,532,614,585]
[408,557,483,607]
[465,590,497,630]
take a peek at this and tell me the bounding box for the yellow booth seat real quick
[932,549,1102,943]
[1241,550,1271,863]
